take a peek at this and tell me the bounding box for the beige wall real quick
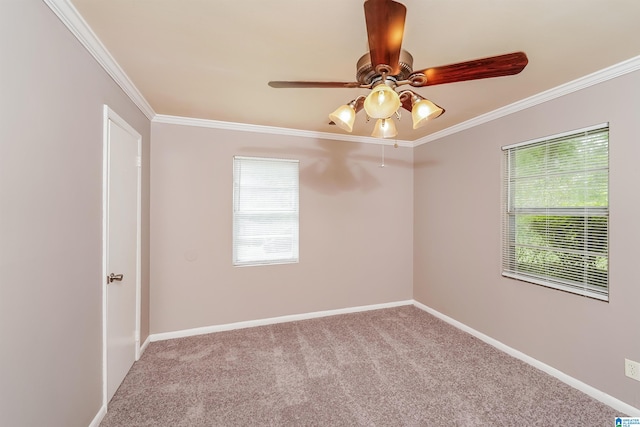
[414,69,640,408]
[150,123,414,333]
[0,2,151,426]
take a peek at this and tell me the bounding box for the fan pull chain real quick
[379,144,385,168]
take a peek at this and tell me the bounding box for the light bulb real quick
[371,118,398,138]
[363,84,401,119]
[411,98,444,129]
[329,103,356,132]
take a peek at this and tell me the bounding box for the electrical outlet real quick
[625,359,640,381]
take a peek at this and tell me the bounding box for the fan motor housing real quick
[356,49,414,85]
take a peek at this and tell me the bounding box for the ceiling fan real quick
[268,0,528,138]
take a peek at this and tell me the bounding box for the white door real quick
[103,106,141,403]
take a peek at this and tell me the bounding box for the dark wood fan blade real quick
[268,81,362,89]
[409,52,528,87]
[364,0,407,75]
[400,93,413,112]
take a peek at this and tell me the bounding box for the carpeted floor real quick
[100,306,623,426]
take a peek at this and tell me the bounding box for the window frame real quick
[501,123,609,301]
[232,156,300,267]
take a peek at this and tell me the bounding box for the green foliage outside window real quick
[513,215,608,290]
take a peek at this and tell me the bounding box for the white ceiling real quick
[69,0,640,142]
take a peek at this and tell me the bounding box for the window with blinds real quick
[501,124,609,301]
[233,156,299,266]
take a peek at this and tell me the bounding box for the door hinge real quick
[136,156,142,168]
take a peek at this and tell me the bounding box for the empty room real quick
[2,0,640,426]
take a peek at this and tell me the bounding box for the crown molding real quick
[153,114,414,147]
[414,54,640,147]
[43,0,156,120]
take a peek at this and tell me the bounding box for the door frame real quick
[101,105,142,406]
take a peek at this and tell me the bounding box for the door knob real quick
[108,273,124,283]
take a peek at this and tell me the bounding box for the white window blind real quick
[233,156,299,266]
[501,124,609,300]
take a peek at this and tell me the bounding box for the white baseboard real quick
[88,404,106,427]
[140,335,151,355]
[412,300,640,417]
[92,338,148,427]
[149,299,414,342]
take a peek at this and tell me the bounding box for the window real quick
[233,156,299,266]
[501,124,609,300]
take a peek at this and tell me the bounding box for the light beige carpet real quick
[100,306,623,426]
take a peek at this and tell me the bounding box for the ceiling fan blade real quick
[364,0,407,75]
[409,51,529,87]
[399,92,414,112]
[268,81,362,89]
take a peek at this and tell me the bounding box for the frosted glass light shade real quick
[411,99,444,129]
[363,84,401,119]
[371,118,398,138]
[329,104,356,132]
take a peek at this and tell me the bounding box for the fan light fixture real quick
[371,118,398,138]
[329,101,357,132]
[363,83,401,119]
[410,95,444,129]
[328,88,442,138]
